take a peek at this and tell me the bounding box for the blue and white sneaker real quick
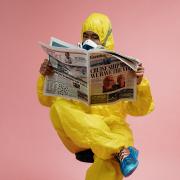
[115,146,139,177]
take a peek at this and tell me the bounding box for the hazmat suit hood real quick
[81,13,114,50]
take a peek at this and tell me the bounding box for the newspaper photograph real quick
[39,37,139,105]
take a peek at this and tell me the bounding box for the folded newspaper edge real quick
[39,39,140,71]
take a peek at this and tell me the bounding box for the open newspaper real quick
[39,37,140,105]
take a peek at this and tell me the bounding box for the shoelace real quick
[115,148,130,162]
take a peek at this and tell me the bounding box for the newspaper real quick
[39,37,140,105]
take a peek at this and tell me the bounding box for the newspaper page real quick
[41,41,89,104]
[39,37,139,105]
[89,52,137,104]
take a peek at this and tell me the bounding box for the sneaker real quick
[115,146,139,177]
[75,149,94,163]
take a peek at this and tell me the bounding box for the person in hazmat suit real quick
[37,12,154,180]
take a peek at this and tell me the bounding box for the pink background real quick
[1,0,180,179]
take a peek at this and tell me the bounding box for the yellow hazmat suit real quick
[37,13,154,180]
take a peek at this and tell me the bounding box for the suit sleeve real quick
[123,78,154,116]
